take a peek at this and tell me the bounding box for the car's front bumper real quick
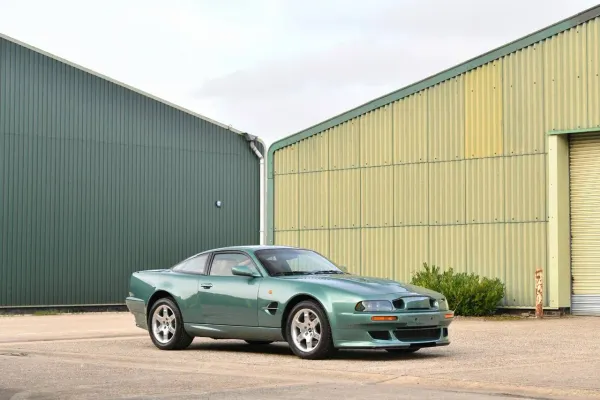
[332,310,454,349]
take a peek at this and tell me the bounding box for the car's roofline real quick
[170,245,319,269]
[205,245,303,252]
[188,244,308,257]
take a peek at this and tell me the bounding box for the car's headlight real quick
[355,300,394,312]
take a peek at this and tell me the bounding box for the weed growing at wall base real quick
[410,263,505,316]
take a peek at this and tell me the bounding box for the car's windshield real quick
[254,248,345,277]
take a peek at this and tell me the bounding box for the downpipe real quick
[244,133,266,245]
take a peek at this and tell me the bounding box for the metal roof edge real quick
[0,32,245,136]
[267,4,600,160]
[547,127,600,136]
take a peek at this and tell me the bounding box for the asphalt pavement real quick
[1,312,599,399]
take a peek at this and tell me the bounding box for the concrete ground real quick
[0,313,599,400]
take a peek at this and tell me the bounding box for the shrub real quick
[410,263,505,316]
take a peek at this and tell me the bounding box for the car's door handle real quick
[200,283,213,289]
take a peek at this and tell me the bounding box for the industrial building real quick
[0,34,265,309]
[267,5,600,315]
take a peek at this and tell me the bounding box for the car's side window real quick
[173,253,209,274]
[209,253,257,276]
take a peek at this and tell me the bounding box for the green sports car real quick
[125,245,454,360]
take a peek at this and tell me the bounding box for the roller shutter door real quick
[569,133,600,316]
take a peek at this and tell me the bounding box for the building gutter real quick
[244,133,266,245]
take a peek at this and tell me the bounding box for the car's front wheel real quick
[285,300,335,360]
[148,297,193,350]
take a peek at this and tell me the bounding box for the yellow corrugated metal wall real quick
[589,19,600,127]
[272,18,600,307]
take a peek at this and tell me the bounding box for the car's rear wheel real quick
[244,340,273,345]
[148,297,193,350]
[285,300,335,360]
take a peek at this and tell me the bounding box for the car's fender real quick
[255,277,362,331]
[127,270,201,324]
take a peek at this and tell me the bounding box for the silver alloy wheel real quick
[290,308,322,352]
[151,304,176,344]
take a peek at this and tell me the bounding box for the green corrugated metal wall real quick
[0,36,261,307]
[268,9,600,309]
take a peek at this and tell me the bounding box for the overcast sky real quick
[1,0,598,148]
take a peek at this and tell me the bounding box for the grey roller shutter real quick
[569,132,600,316]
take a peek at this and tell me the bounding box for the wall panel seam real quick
[297,141,300,234]
[282,221,549,231]
[541,30,550,289]
[358,117,362,275]
[328,131,331,255]
[271,151,551,175]
[426,89,430,265]
[463,75,467,273]
[501,58,507,305]
[392,98,395,280]
[586,24,589,134]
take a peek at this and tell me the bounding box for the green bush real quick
[410,263,505,316]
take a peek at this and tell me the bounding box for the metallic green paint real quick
[198,275,262,326]
[184,324,284,342]
[265,5,600,245]
[126,245,455,352]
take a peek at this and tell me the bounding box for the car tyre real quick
[285,300,335,360]
[148,297,193,350]
[244,340,273,345]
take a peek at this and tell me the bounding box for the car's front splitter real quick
[335,340,451,350]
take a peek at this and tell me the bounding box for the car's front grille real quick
[368,330,392,340]
[393,326,442,342]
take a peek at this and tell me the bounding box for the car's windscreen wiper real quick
[310,270,345,275]
[271,271,313,276]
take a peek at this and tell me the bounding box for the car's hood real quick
[278,274,442,298]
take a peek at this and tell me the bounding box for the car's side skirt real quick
[184,323,285,342]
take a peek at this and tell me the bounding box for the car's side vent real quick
[265,302,279,315]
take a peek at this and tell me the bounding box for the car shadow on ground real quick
[184,340,447,361]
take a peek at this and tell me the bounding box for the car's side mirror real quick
[232,265,260,278]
